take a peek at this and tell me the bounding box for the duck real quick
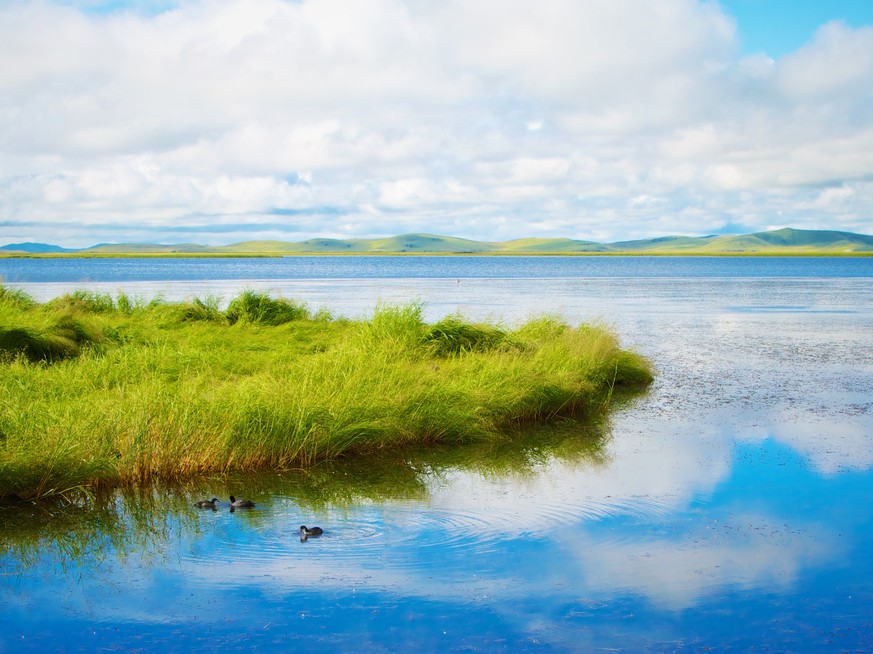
[195,497,219,509]
[229,495,256,508]
[299,525,323,537]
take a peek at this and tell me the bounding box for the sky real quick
[1,0,873,247]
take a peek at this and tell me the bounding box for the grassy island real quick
[0,286,654,501]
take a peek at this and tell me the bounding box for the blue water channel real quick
[2,256,872,651]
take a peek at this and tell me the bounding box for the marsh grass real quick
[1,415,609,566]
[422,315,509,356]
[0,313,104,363]
[0,285,654,501]
[0,284,36,309]
[226,290,309,325]
[175,295,224,323]
[46,290,117,314]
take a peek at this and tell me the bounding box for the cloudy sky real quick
[2,0,872,247]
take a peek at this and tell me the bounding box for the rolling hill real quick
[2,228,872,256]
[0,242,78,254]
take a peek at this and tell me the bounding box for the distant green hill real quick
[608,234,721,252]
[499,237,608,253]
[675,228,873,253]
[188,228,873,254]
[84,243,214,254]
[730,228,873,251]
[0,242,77,254]
[3,228,872,256]
[367,234,496,252]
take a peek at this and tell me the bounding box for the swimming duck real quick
[299,525,323,537]
[195,497,219,509]
[229,495,256,508]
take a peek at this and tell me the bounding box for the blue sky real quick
[723,0,873,56]
[2,0,873,247]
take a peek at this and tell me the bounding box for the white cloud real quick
[564,514,835,611]
[776,21,873,100]
[772,416,873,475]
[165,509,833,617]
[1,0,873,246]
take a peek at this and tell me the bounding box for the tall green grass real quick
[226,290,309,325]
[0,284,654,500]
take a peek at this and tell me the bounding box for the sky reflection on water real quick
[2,257,872,651]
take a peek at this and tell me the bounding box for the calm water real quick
[2,256,873,652]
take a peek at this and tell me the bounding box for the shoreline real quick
[3,251,873,259]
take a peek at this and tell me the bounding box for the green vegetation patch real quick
[226,290,309,325]
[0,284,654,501]
[422,316,508,356]
[0,315,105,363]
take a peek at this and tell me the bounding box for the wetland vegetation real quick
[0,419,612,569]
[0,285,653,502]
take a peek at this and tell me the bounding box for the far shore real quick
[3,250,872,259]
[2,228,872,258]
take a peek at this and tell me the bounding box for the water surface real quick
[2,256,872,651]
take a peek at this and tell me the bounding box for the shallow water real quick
[2,257,873,651]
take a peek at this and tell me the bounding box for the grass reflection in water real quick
[0,411,619,573]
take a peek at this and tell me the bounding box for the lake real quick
[2,256,873,652]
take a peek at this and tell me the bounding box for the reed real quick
[0,285,654,500]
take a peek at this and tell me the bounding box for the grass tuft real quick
[0,284,36,309]
[46,290,117,314]
[422,315,507,356]
[0,315,103,363]
[225,290,309,325]
[175,295,225,323]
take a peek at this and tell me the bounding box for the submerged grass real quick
[0,284,654,501]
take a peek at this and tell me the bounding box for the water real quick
[2,254,871,284]
[2,256,873,651]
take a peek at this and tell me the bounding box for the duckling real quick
[195,497,219,509]
[229,495,256,508]
[299,525,323,537]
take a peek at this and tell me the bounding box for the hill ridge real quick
[3,227,872,255]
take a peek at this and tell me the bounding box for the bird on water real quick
[195,497,219,509]
[229,495,256,508]
[299,525,323,538]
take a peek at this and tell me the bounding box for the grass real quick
[0,285,654,501]
[1,419,613,565]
